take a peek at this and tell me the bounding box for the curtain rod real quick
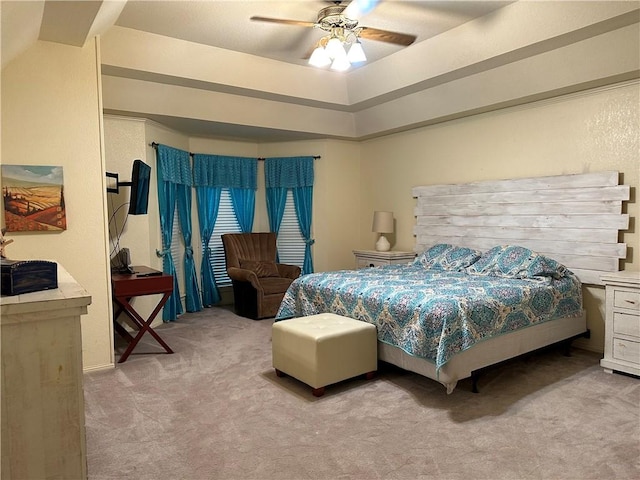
[257,156,321,161]
[150,142,194,156]
[150,142,320,160]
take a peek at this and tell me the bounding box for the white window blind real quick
[171,203,184,285]
[277,190,306,269]
[208,189,241,287]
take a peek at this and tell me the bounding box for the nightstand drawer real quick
[614,290,640,311]
[353,250,416,269]
[613,338,640,364]
[357,258,387,268]
[613,312,640,337]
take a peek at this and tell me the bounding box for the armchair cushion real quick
[260,277,296,295]
[278,263,302,279]
[240,259,280,278]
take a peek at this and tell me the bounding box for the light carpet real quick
[84,307,640,480]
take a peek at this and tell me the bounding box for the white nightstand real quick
[353,250,416,269]
[600,271,640,377]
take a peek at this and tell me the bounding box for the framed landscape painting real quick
[2,165,67,232]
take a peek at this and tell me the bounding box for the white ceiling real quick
[1,0,512,71]
[2,1,638,142]
[113,1,511,69]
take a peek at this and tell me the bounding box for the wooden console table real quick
[111,266,174,363]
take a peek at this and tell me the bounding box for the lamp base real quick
[375,235,391,252]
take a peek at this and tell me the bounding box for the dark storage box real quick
[1,260,58,296]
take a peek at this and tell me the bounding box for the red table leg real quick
[113,292,174,363]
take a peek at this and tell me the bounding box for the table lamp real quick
[372,211,394,252]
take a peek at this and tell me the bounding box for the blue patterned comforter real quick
[275,264,583,370]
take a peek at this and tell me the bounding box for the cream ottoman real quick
[272,313,378,397]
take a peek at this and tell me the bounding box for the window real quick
[208,189,241,287]
[277,190,306,269]
[171,203,184,286]
[205,189,305,286]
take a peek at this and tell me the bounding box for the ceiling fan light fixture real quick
[325,36,345,60]
[330,37,350,71]
[347,40,366,63]
[309,45,331,67]
[251,1,416,71]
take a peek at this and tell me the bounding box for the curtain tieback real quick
[305,239,315,246]
[156,248,171,258]
[185,246,194,256]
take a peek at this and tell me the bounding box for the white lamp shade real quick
[372,211,394,233]
[325,37,345,59]
[347,41,366,63]
[309,46,331,67]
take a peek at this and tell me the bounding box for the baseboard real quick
[83,362,115,374]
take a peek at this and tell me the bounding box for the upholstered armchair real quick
[222,232,301,319]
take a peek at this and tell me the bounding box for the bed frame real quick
[379,171,630,393]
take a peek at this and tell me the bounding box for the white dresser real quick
[353,250,416,269]
[600,271,640,377]
[1,264,92,479]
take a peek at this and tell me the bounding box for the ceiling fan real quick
[250,1,417,70]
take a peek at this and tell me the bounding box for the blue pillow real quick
[414,244,483,271]
[465,245,567,280]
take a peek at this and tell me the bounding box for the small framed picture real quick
[1,165,67,232]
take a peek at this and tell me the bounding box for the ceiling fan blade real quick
[250,16,315,28]
[359,27,416,46]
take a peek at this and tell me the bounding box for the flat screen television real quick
[128,159,151,215]
[106,159,151,215]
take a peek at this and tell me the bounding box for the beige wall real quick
[257,139,362,272]
[104,116,148,266]
[359,80,640,352]
[103,81,638,356]
[1,40,113,370]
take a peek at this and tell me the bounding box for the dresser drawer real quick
[614,289,640,311]
[613,338,640,365]
[613,312,640,338]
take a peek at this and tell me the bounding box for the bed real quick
[276,171,630,393]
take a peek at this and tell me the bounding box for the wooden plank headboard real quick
[412,171,630,286]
